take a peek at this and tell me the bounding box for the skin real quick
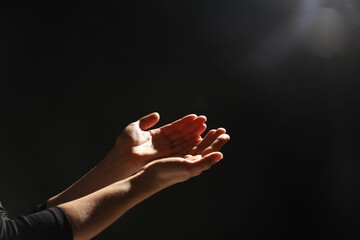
[59,152,225,240]
[47,112,229,207]
[46,112,230,240]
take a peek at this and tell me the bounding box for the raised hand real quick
[107,112,208,177]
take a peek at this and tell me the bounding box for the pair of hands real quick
[109,112,230,187]
[47,112,229,212]
[54,113,229,240]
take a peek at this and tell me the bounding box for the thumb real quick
[138,112,160,130]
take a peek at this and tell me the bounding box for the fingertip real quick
[145,112,159,119]
[217,127,226,134]
[153,112,160,119]
[210,152,223,164]
[187,113,198,118]
[206,151,223,162]
[215,152,223,160]
[183,114,198,122]
[209,129,217,134]
[220,133,230,141]
[140,112,160,129]
[150,112,160,122]
[198,115,207,122]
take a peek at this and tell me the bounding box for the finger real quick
[189,129,216,154]
[138,112,160,130]
[167,116,207,142]
[172,123,207,146]
[193,128,226,154]
[160,114,199,136]
[172,136,201,155]
[202,134,230,156]
[189,152,223,174]
[178,115,207,135]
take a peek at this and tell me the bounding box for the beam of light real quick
[341,0,360,51]
[253,0,321,69]
[306,7,345,58]
[304,0,360,57]
[253,0,360,69]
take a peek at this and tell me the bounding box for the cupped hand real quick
[109,112,208,175]
[142,152,224,188]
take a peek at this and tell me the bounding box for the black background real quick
[1,1,360,239]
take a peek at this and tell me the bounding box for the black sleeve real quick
[0,202,73,240]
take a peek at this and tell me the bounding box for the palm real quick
[114,112,207,168]
[122,124,173,159]
[143,152,225,188]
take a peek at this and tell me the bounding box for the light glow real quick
[255,0,360,66]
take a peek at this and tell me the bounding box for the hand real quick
[107,112,208,177]
[47,112,229,208]
[142,152,225,188]
[143,127,230,187]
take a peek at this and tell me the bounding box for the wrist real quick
[138,163,177,191]
[117,168,164,202]
[101,149,134,180]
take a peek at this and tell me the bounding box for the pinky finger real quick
[190,152,224,175]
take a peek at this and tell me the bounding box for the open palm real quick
[112,112,207,172]
[142,152,224,188]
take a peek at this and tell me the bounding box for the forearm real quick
[47,152,132,208]
[57,169,161,240]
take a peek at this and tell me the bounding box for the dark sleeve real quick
[0,203,73,240]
